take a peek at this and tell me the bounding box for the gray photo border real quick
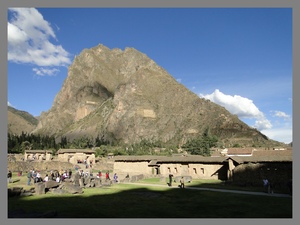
[1,1,298,225]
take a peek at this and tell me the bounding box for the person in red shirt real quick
[105,171,110,181]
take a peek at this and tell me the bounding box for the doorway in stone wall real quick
[154,167,160,175]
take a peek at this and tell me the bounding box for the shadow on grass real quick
[8,183,292,218]
[183,180,292,195]
[9,179,21,184]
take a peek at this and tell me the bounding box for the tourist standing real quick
[50,171,55,181]
[32,170,38,183]
[7,170,12,183]
[168,174,173,187]
[36,171,41,183]
[263,178,269,193]
[114,173,118,183]
[180,177,185,189]
[105,171,110,181]
[27,170,32,185]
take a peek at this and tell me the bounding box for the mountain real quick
[31,44,284,147]
[8,106,38,135]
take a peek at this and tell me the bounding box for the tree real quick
[95,135,108,147]
[21,141,32,154]
[8,133,59,152]
[70,136,94,149]
[182,128,218,156]
[94,147,104,157]
[233,143,241,148]
[59,136,68,149]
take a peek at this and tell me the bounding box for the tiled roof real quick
[245,155,292,162]
[252,149,292,157]
[226,148,254,155]
[24,150,52,153]
[228,154,292,164]
[114,152,292,164]
[56,149,96,154]
[114,155,227,163]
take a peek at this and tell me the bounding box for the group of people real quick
[50,169,73,183]
[77,159,93,169]
[27,169,42,185]
[8,167,143,187]
[26,169,73,185]
[75,170,119,183]
[95,171,118,183]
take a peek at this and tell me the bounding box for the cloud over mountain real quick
[199,89,272,130]
[8,8,71,74]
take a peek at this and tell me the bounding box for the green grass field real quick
[7,173,292,218]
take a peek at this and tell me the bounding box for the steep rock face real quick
[33,44,274,146]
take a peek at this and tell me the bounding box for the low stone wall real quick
[174,176,192,183]
[7,161,74,173]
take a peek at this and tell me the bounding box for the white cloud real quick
[199,89,272,131]
[7,22,28,45]
[8,101,13,107]
[33,67,60,76]
[272,110,290,120]
[199,89,261,118]
[253,118,272,130]
[261,128,292,144]
[198,89,294,143]
[8,8,71,68]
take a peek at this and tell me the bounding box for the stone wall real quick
[113,161,227,180]
[24,152,52,161]
[113,161,151,175]
[159,163,187,176]
[136,109,156,118]
[159,163,224,179]
[7,161,74,173]
[8,154,23,161]
[188,163,225,179]
[57,153,95,164]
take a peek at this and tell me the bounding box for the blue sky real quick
[7,8,292,144]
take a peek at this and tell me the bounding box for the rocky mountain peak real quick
[31,43,281,147]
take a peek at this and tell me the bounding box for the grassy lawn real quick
[7,174,292,218]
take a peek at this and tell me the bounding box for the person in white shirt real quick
[43,174,49,182]
[36,171,42,182]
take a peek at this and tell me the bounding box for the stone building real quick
[24,150,53,161]
[113,148,292,187]
[113,155,228,180]
[226,149,293,186]
[56,149,96,164]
